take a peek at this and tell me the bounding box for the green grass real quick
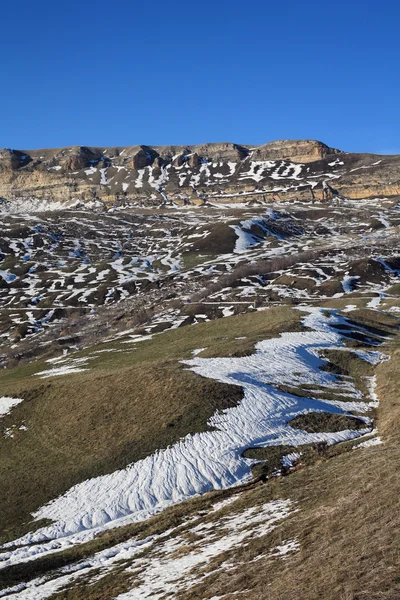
[320,348,374,397]
[0,306,301,543]
[181,252,214,270]
[319,297,370,310]
[386,282,400,295]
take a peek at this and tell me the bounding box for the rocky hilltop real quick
[0,139,399,207]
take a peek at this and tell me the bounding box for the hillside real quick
[1,139,400,208]
[0,141,399,599]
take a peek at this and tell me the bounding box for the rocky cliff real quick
[0,139,399,208]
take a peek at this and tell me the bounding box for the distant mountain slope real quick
[1,139,399,207]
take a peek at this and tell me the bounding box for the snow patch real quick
[0,397,24,418]
[354,436,383,449]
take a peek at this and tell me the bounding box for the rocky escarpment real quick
[0,139,399,208]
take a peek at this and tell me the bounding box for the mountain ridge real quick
[2,138,399,208]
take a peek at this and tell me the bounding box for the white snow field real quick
[0,307,382,571]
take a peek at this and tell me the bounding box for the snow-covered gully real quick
[1,308,385,572]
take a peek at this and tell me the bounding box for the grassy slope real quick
[0,306,301,543]
[179,326,400,600]
[0,306,398,600]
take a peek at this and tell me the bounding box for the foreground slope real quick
[0,191,399,599]
[0,302,399,600]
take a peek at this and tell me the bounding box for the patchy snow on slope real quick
[1,499,296,600]
[35,357,94,378]
[342,274,360,293]
[192,347,207,356]
[4,424,28,439]
[35,366,88,378]
[353,349,387,365]
[269,538,300,558]
[121,333,153,344]
[135,169,145,188]
[230,217,269,253]
[0,270,17,283]
[0,198,82,214]
[270,162,304,181]
[238,160,276,183]
[221,305,235,317]
[0,397,24,418]
[367,293,383,309]
[230,224,259,253]
[365,375,379,404]
[84,166,97,176]
[114,499,295,600]
[342,304,357,312]
[1,308,378,566]
[99,168,109,185]
[354,435,383,449]
[281,452,302,468]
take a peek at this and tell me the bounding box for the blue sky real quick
[2,0,399,153]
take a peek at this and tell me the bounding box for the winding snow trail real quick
[1,308,382,568]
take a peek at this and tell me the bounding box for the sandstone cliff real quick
[0,139,399,207]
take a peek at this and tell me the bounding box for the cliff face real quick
[0,140,399,207]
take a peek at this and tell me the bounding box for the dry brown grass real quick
[288,411,365,433]
[190,249,321,302]
[50,570,136,600]
[176,339,400,600]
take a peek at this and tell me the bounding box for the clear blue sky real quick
[2,0,399,153]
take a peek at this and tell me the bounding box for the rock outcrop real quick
[250,139,340,163]
[0,140,399,207]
